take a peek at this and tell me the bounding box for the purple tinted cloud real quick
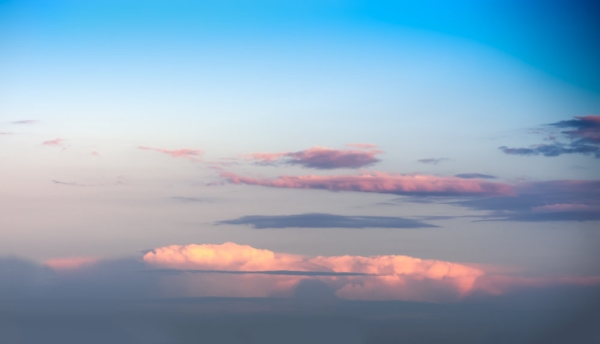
[456,180,600,222]
[244,145,383,169]
[500,115,600,158]
[219,213,436,229]
[455,173,497,179]
[417,158,449,165]
[11,120,38,125]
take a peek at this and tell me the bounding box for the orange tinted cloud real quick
[138,146,203,160]
[44,256,98,271]
[143,242,600,301]
[143,242,309,271]
[144,242,485,301]
[220,171,514,196]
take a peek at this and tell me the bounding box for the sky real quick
[1,1,600,343]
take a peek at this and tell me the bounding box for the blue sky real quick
[1,2,600,339]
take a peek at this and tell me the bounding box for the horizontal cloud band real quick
[219,213,436,229]
[220,171,514,196]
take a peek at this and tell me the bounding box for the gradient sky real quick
[1,1,600,342]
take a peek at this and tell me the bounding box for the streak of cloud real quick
[454,173,497,179]
[219,171,514,196]
[417,158,450,165]
[11,120,38,125]
[138,146,203,160]
[219,213,436,229]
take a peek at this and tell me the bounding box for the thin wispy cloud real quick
[244,145,383,169]
[42,138,66,149]
[219,213,436,229]
[500,115,600,158]
[417,158,450,165]
[170,196,216,203]
[345,143,379,149]
[219,171,514,196]
[138,146,203,160]
[455,173,497,179]
[0,131,14,135]
[11,120,38,125]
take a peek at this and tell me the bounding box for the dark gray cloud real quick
[500,116,600,158]
[455,180,600,222]
[454,173,497,179]
[417,158,449,165]
[218,213,436,229]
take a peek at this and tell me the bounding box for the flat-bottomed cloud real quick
[219,213,436,229]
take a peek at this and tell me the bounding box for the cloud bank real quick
[244,145,383,169]
[220,171,514,196]
[142,242,484,301]
[2,243,598,304]
[142,242,600,302]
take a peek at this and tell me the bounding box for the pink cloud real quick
[219,171,514,196]
[138,146,203,160]
[143,242,484,301]
[345,143,379,149]
[42,138,66,148]
[91,151,100,157]
[143,242,600,302]
[245,152,289,162]
[244,145,383,169]
[44,256,98,271]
